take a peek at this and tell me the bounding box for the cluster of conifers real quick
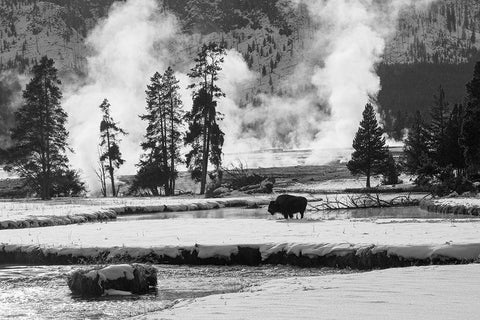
[3,43,228,200]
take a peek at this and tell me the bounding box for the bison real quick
[268,194,308,219]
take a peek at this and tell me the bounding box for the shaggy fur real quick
[268,195,307,219]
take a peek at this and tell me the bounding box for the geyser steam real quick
[64,0,183,192]
[303,0,435,163]
[62,0,436,191]
[215,0,436,167]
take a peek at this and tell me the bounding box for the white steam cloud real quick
[303,0,435,162]
[217,0,436,166]
[62,0,436,191]
[64,0,183,192]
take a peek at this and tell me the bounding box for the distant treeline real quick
[378,61,480,138]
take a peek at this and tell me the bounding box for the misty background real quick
[0,0,477,190]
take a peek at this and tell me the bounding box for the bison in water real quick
[268,194,308,219]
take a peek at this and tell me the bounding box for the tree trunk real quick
[200,112,209,195]
[42,75,51,200]
[160,104,170,196]
[201,121,211,195]
[45,99,51,198]
[170,95,176,196]
[106,128,116,197]
[101,164,107,197]
[205,121,211,191]
[366,167,371,189]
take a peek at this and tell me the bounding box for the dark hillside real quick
[378,61,476,137]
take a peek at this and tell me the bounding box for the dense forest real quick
[378,61,479,138]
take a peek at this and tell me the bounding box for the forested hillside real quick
[1,0,480,141]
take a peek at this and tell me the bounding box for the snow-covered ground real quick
[420,196,480,216]
[3,216,480,248]
[132,264,480,320]
[431,197,480,208]
[283,174,416,192]
[2,216,480,262]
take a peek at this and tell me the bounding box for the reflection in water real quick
[118,207,269,221]
[0,264,350,320]
[314,206,476,220]
[118,205,467,222]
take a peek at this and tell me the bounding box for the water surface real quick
[118,205,470,221]
[0,264,350,320]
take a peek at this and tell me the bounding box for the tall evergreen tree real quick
[461,61,480,176]
[163,67,184,194]
[347,103,389,188]
[99,99,127,197]
[429,86,450,167]
[135,67,183,196]
[185,42,226,194]
[445,104,466,173]
[6,56,84,199]
[404,111,432,175]
[382,152,400,185]
[138,72,166,196]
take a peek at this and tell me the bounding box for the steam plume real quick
[0,72,27,147]
[303,0,435,163]
[64,0,183,192]
[217,0,436,166]
[63,0,437,191]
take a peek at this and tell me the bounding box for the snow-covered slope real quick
[2,1,479,75]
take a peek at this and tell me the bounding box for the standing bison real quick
[268,195,308,219]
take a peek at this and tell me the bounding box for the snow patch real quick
[85,264,135,281]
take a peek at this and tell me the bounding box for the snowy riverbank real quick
[420,197,480,215]
[130,264,480,320]
[2,217,480,268]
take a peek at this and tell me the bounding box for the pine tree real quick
[185,42,226,195]
[99,99,127,197]
[445,104,465,173]
[5,56,84,199]
[382,152,400,185]
[163,67,184,194]
[461,62,480,176]
[429,86,450,167]
[347,103,389,188]
[139,71,166,195]
[136,67,183,196]
[404,111,432,176]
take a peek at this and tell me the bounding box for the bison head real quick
[267,201,278,215]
